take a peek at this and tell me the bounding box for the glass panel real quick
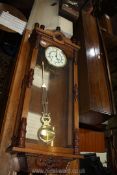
[26,47,73,148]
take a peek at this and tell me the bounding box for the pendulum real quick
[37,62,55,143]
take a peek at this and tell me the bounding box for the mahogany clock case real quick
[10,26,80,158]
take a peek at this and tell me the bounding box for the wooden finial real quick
[34,23,39,29]
[40,25,45,30]
[56,26,61,31]
[71,36,77,44]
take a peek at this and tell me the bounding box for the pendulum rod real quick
[41,61,48,114]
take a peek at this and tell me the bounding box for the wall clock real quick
[9,24,82,173]
[45,46,67,67]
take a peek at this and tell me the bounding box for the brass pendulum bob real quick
[37,112,55,143]
[37,62,55,143]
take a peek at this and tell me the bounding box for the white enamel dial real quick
[45,46,67,67]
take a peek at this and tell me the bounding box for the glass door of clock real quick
[26,49,74,148]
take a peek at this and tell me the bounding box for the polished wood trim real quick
[36,27,80,49]
[21,48,38,119]
[12,147,83,159]
[26,141,73,154]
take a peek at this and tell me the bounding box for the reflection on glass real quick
[26,52,73,148]
[26,64,50,141]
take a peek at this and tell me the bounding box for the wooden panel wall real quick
[79,128,106,152]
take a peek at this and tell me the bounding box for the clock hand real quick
[56,50,61,63]
[55,50,57,58]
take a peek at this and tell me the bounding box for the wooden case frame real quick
[8,24,82,172]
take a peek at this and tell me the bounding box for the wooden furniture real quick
[0,3,27,33]
[99,15,117,173]
[0,3,27,136]
[59,0,93,22]
[99,16,117,112]
[77,11,116,127]
[106,117,117,174]
[59,0,80,22]
[5,24,83,173]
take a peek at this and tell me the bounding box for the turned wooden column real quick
[73,50,80,155]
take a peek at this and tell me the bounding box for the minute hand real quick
[56,50,61,63]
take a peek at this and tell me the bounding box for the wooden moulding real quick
[31,25,80,50]
[12,26,39,147]
[9,141,83,160]
[11,146,83,159]
[9,153,82,173]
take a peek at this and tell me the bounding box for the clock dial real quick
[45,46,67,67]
